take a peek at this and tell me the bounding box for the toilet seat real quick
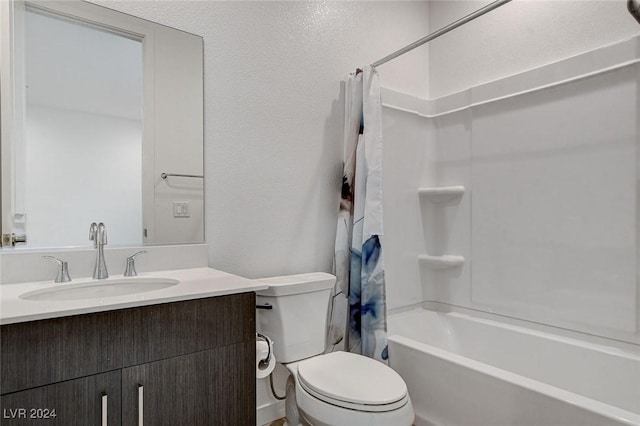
[296,351,409,413]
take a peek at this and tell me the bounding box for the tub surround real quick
[380,34,640,426]
[388,307,640,426]
[0,266,266,325]
[382,35,640,345]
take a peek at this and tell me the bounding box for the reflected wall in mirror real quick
[26,8,143,247]
[0,0,204,249]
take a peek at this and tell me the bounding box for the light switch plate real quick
[173,201,190,218]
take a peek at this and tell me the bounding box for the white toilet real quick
[256,272,414,426]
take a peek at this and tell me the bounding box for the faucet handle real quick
[89,222,98,248]
[124,250,147,277]
[42,256,72,283]
[97,222,107,245]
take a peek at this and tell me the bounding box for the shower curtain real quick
[327,66,388,362]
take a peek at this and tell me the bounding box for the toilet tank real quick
[255,272,336,363]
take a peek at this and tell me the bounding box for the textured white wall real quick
[428,0,640,98]
[90,1,430,278]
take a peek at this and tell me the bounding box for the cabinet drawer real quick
[121,292,255,365]
[1,310,123,394]
[1,293,255,394]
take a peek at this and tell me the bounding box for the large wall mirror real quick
[0,0,204,249]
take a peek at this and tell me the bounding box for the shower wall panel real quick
[382,37,640,344]
[382,107,436,310]
[471,65,638,340]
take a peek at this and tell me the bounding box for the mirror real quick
[0,0,204,249]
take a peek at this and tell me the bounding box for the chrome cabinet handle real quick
[101,393,107,426]
[138,384,144,426]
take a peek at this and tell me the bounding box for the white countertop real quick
[0,267,267,325]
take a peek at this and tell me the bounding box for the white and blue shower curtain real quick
[327,66,388,362]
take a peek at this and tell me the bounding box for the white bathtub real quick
[387,307,640,426]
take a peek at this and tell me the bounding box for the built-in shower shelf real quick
[419,254,465,270]
[418,186,465,203]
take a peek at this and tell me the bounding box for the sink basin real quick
[20,278,180,301]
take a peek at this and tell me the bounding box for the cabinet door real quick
[0,370,121,426]
[121,341,254,426]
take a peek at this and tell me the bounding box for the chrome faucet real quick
[89,222,109,279]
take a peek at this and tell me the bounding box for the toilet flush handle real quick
[256,303,273,310]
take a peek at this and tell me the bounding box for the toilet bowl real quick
[256,273,414,426]
[285,351,414,426]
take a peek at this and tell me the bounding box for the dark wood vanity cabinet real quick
[0,293,256,425]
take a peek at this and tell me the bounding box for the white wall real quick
[90,0,430,278]
[25,105,142,248]
[428,0,639,98]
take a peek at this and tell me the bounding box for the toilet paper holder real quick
[256,332,274,367]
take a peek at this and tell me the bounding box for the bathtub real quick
[387,307,640,426]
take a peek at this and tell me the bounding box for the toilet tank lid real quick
[254,272,336,296]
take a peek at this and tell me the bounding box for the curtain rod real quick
[371,0,512,68]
